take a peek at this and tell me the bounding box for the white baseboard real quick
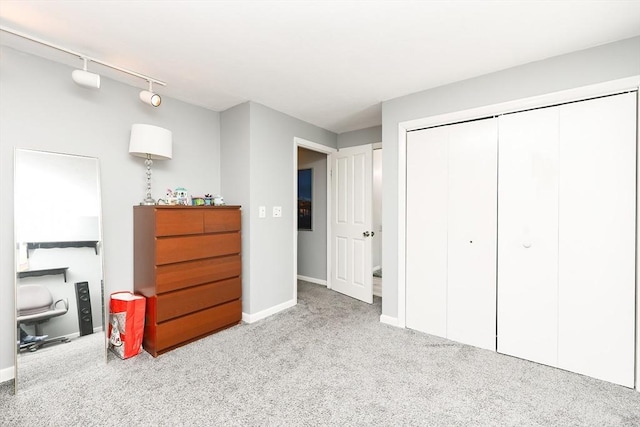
[297,275,327,286]
[380,314,400,327]
[242,298,296,324]
[0,366,14,383]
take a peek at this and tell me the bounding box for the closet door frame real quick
[395,76,640,390]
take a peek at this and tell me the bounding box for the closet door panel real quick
[406,127,448,336]
[557,93,636,387]
[447,119,498,351]
[497,108,559,367]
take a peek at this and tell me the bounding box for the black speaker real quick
[75,281,94,336]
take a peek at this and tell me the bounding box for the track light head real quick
[72,58,100,89]
[140,81,161,107]
[139,90,161,107]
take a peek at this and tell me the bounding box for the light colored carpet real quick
[1,280,639,426]
[15,331,106,392]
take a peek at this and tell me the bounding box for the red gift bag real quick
[108,292,146,359]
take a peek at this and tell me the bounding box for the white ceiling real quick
[1,1,639,134]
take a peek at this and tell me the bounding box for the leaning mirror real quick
[14,149,106,393]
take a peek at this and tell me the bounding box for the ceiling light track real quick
[0,25,166,101]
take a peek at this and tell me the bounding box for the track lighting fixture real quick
[139,81,162,107]
[0,25,167,105]
[72,58,101,89]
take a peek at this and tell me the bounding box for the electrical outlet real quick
[259,206,266,218]
[273,206,282,218]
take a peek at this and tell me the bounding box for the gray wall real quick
[220,102,336,315]
[380,36,640,320]
[297,148,327,281]
[0,46,220,376]
[247,102,336,314]
[220,103,252,310]
[337,125,381,148]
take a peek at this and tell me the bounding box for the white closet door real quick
[447,119,497,351]
[497,107,560,367]
[406,126,448,336]
[557,93,636,387]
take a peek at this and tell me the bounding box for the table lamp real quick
[129,124,172,205]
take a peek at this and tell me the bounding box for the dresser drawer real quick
[156,277,241,322]
[156,233,241,265]
[156,209,203,236]
[155,299,242,351]
[156,255,241,293]
[204,209,241,233]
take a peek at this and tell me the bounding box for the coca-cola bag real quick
[108,292,146,359]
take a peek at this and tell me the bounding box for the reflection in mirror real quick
[14,149,106,393]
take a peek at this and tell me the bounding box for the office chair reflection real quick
[17,284,70,352]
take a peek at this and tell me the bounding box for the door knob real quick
[363,231,370,237]
[371,231,375,237]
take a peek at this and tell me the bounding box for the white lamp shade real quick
[129,124,173,160]
[72,69,101,89]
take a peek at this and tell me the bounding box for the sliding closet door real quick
[557,93,636,387]
[497,107,560,367]
[447,119,497,351]
[406,126,448,336]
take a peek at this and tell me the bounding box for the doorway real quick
[292,138,334,304]
[292,137,381,305]
[296,146,329,286]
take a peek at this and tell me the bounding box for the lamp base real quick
[140,196,156,205]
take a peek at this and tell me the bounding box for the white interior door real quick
[331,144,373,303]
[497,107,560,367]
[446,118,497,351]
[406,127,448,336]
[557,93,636,387]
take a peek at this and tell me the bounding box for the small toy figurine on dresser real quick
[163,187,190,205]
[191,193,225,206]
[191,196,206,206]
[174,187,189,205]
[213,195,225,206]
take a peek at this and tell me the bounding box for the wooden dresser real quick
[133,205,242,357]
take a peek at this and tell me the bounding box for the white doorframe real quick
[293,137,336,303]
[395,76,640,389]
[636,88,640,393]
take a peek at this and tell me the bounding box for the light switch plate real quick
[259,206,266,218]
[273,206,282,218]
